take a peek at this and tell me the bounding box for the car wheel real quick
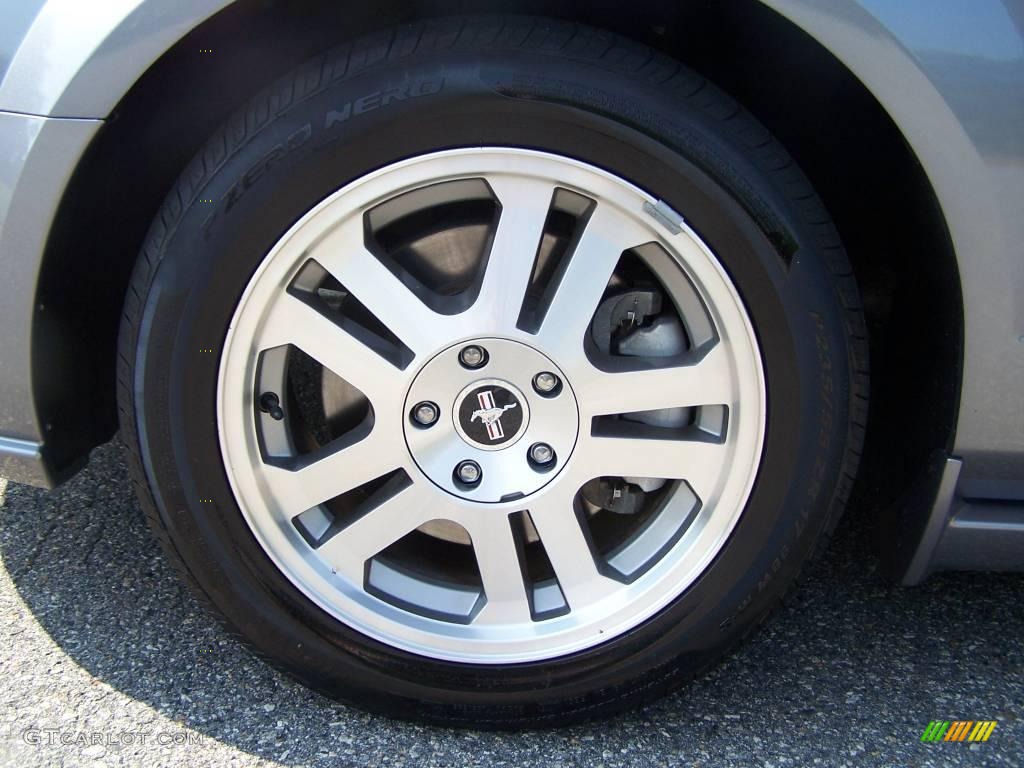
[118,16,868,726]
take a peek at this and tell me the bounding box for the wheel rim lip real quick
[216,147,767,663]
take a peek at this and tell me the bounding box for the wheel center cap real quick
[454,380,529,450]
[403,338,579,502]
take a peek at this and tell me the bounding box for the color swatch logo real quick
[921,721,997,743]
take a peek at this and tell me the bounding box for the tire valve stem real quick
[259,392,284,421]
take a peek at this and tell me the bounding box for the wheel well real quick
[37,0,961,513]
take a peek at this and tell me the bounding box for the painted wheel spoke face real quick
[218,149,765,663]
[528,490,618,609]
[260,292,405,402]
[260,429,403,518]
[311,217,448,358]
[315,482,433,583]
[469,515,534,626]
[471,175,555,329]
[581,342,733,416]
[535,201,649,360]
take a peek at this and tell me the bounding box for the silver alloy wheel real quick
[218,148,766,663]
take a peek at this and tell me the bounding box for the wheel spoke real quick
[260,292,406,401]
[260,428,404,518]
[469,175,555,329]
[583,434,725,500]
[468,514,533,625]
[535,201,649,358]
[313,218,448,357]
[315,482,435,583]
[528,489,618,610]
[580,343,733,416]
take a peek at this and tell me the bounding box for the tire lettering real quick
[324,75,445,130]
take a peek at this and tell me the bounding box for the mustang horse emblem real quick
[471,391,518,441]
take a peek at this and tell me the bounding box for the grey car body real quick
[0,0,1021,583]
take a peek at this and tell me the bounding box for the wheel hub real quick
[404,338,579,502]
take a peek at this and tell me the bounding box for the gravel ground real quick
[0,439,1020,767]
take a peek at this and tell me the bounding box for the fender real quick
[0,0,233,117]
[761,0,1024,486]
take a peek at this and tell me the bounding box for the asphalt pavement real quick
[0,439,1021,767]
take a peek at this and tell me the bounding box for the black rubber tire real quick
[117,15,868,727]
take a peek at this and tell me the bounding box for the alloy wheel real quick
[217,148,766,663]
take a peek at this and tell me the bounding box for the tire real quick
[118,15,868,727]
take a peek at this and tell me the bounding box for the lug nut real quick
[529,442,555,466]
[458,345,487,369]
[455,460,482,485]
[533,372,560,395]
[411,401,439,427]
